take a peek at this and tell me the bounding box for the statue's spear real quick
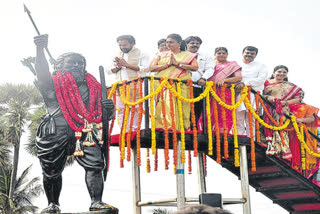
[23,4,55,63]
[99,66,110,181]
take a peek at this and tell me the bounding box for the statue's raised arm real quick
[34,34,52,85]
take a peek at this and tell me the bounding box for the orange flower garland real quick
[231,85,240,167]
[177,80,186,163]
[147,148,151,173]
[188,150,192,174]
[126,80,138,162]
[160,79,170,170]
[254,92,261,143]
[300,126,306,171]
[247,87,256,171]
[154,148,158,171]
[169,79,178,166]
[221,84,227,160]
[149,76,156,155]
[187,80,198,157]
[212,84,220,160]
[136,78,144,166]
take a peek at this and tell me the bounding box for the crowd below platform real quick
[106,33,320,186]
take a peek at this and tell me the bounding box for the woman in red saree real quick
[197,47,242,134]
[263,65,319,172]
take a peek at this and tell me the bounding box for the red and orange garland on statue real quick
[52,71,102,157]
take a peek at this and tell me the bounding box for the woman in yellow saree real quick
[150,34,198,131]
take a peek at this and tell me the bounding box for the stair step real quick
[258,177,300,187]
[257,184,307,192]
[273,196,319,203]
[249,171,288,179]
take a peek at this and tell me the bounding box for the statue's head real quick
[54,52,86,82]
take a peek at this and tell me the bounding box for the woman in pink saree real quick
[198,47,242,134]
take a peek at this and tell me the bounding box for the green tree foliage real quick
[0,164,42,214]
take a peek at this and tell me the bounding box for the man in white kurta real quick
[185,36,214,122]
[107,35,150,129]
[235,46,268,138]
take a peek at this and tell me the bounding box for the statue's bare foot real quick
[89,202,118,214]
[41,203,61,214]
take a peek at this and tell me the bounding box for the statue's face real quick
[60,54,86,82]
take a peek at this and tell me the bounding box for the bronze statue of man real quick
[34,34,118,214]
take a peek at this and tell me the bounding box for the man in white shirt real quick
[235,46,268,138]
[108,35,149,129]
[185,36,214,122]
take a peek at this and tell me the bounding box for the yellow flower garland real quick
[231,85,239,167]
[107,81,120,99]
[291,115,320,157]
[120,84,130,160]
[206,90,213,155]
[300,125,306,171]
[244,96,291,130]
[150,76,156,155]
[177,80,186,163]
[210,85,248,110]
[118,78,168,106]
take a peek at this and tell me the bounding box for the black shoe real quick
[89,202,119,214]
[41,203,61,214]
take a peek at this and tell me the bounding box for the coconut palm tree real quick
[0,164,42,213]
[0,83,42,212]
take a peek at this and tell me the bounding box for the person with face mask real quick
[108,35,150,129]
[33,34,118,213]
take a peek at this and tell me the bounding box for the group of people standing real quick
[107,33,320,183]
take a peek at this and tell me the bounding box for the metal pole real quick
[197,153,207,194]
[239,145,251,214]
[176,140,186,207]
[132,148,141,214]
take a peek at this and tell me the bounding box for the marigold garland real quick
[177,79,186,163]
[188,150,192,174]
[254,92,261,143]
[169,79,178,166]
[212,84,221,162]
[210,85,248,110]
[154,148,158,171]
[300,125,306,171]
[187,80,198,157]
[206,89,213,156]
[244,97,291,130]
[120,82,130,161]
[221,84,227,161]
[231,85,240,167]
[291,115,320,158]
[136,78,144,166]
[126,80,138,161]
[247,88,256,171]
[160,79,170,170]
[146,148,151,173]
[150,76,157,155]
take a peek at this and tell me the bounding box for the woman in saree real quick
[263,65,319,172]
[197,47,242,134]
[149,33,198,131]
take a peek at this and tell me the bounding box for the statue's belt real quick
[37,107,61,138]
